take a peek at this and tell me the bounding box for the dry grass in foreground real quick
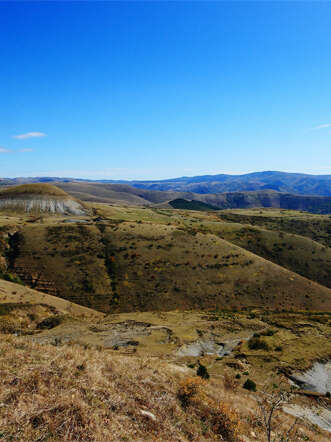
[0,335,327,441]
[0,336,242,441]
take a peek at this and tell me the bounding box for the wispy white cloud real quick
[19,148,33,152]
[313,123,331,130]
[0,147,10,153]
[13,131,46,139]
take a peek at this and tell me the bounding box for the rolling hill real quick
[1,196,331,440]
[0,207,330,313]
[55,182,331,214]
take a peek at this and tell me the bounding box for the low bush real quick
[197,361,210,380]
[260,329,276,336]
[243,379,257,392]
[37,315,63,330]
[177,376,205,408]
[223,373,239,391]
[248,337,270,351]
[0,271,24,285]
[199,401,241,441]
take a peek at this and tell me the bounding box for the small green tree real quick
[243,379,256,391]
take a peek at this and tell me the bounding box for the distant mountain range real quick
[121,171,331,196]
[1,171,331,213]
[1,171,331,196]
[53,182,331,214]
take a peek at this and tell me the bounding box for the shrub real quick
[248,337,270,351]
[243,379,256,392]
[275,345,283,352]
[0,318,18,334]
[177,376,205,407]
[197,362,210,380]
[223,373,239,391]
[204,402,241,441]
[260,329,276,336]
[0,271,24,285]
[235,373,241,379]
[37,316,62,330]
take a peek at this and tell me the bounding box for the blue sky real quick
[0,1,330,179]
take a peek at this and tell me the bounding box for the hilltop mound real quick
[0,183,86,215]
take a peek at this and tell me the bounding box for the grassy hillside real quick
[91,204,331,289]
[0,210,330,313]
[182,220,331,289]
[219,209,331,248]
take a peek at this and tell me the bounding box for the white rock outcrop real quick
[0,197,85,215]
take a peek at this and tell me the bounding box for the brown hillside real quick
[2,219,330,313]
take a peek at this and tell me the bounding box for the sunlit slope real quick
[87,204,331,289]
[219,209,331,247]
[0,279,103,319]
[6,221,331,312]
[190,221,331,289]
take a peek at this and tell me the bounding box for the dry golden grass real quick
[0,335,242,441]
[0,335,329,441]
